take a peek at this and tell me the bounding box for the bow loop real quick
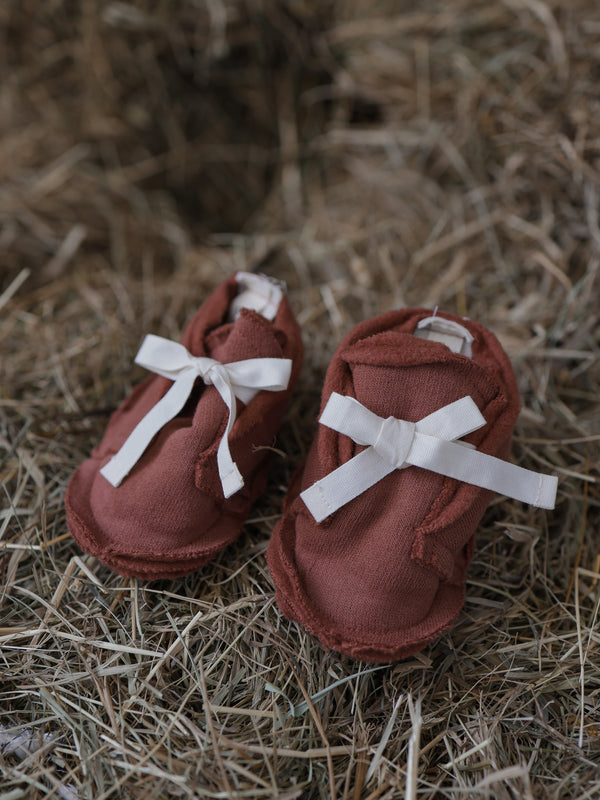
[300,393,558,523]
[100,334,292,497]
[134,334,195,379]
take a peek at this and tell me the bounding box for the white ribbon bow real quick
[301,393,558,523]
[100,334,292,498]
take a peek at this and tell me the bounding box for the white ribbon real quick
[301,393,558,523]
[100,334,292,498]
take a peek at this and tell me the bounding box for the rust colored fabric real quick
[267,308,521,662]
[66,274,303,579]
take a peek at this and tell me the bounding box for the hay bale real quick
[1,1,599,798]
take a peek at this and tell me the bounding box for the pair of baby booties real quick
[65,272,558,663]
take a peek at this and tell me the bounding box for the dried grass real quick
[1,1,600,797]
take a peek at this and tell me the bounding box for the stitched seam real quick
[317,483,335,516]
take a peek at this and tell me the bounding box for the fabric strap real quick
[100,334,292,498]
[300,393,558,523]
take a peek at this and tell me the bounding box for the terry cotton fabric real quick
[267,308,526,663]
[66,273,303,579]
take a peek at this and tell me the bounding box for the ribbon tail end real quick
[221,464,245,499]
[300,485,331,524]
[534,474,558,510]
[99,459,126,488]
